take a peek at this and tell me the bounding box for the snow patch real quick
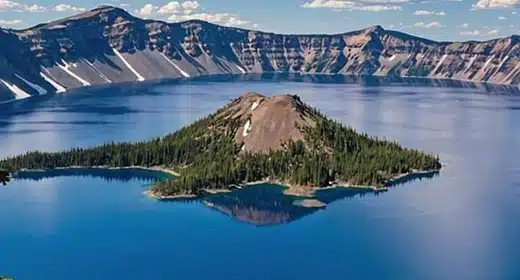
[430,54,448,76]
[243,120,251,137]
[112,48,145,82]
[84,59,112,83]
[112,21,130,28]
[493,55,509,75]
[236,64,247,74]
[160,52,190,78]
[251,101,259,111]
[465,55,477,72]
[0,79,31,100]
[503,64,520,82]
[58,60,91,86]
[40,72,66,93]
[479,55,494,73]
[60,60,70,68]
[14,74,47,95]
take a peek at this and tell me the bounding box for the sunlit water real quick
[0,76,519,280]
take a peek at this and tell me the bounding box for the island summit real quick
[0,92,441,198]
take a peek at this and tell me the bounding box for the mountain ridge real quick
[0,5,519,102]
[12,7,514,44]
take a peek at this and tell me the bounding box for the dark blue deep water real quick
[1,76,519,280]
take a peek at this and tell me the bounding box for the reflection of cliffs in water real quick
[11,168,438,226]
[201,186,317,226]
[189,74,520,94]
[201,172,440,226]
[12,168,168,183]
[201,185,373,226]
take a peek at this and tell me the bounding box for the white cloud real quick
[460,28,500,36]
[140,1,256,28]
[53,4,86,12]
[413,21,443,28]
[156,1,199,14]
[354,5,402,11]
[181,1,199,10]
[24,4,46,12]
[157,1,181,14]
[414,10,446,15]
[168,12,250,26]
[0,19,22,25]
[498,16,507,19]
[135,4,157,16]
[302,0,405,11]
[0,0,21,10]
[458,23,469,28]
[0,1,47,12]
[302,0,354,9]
[473,0,520,9]
[227,16,249,26]
[460,30,481,35]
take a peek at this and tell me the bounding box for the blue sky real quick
[0,0,519,41]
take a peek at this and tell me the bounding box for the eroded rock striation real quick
[0,5,519,102]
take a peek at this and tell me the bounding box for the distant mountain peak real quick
[362,25,385,34]
[30,5,136,28]
[92,4,120,11]
[73,5,134,20]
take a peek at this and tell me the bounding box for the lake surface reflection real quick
[13,168,438,226]
[1,75,519,280]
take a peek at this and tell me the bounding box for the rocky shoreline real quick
[145,169,440,203]
[11,165,439,206]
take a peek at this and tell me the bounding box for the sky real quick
[0,0,519,41]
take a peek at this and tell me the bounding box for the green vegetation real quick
[0,96,440,197]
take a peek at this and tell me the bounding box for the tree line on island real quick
[0,97,440,196]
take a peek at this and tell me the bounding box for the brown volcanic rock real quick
[216,92,318,154]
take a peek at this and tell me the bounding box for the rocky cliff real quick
[0,5,519,102]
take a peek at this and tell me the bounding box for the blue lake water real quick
[1,76,520,279]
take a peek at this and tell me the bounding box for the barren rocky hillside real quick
[215,92,318,154]
[0,5,518,102]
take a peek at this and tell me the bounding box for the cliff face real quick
[0,5,519,102]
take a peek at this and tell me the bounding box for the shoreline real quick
[2,72,518,105]
[144,190,197,200]
[243,169,440,198]
[14,166,439,201]
[16,165,181,177]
